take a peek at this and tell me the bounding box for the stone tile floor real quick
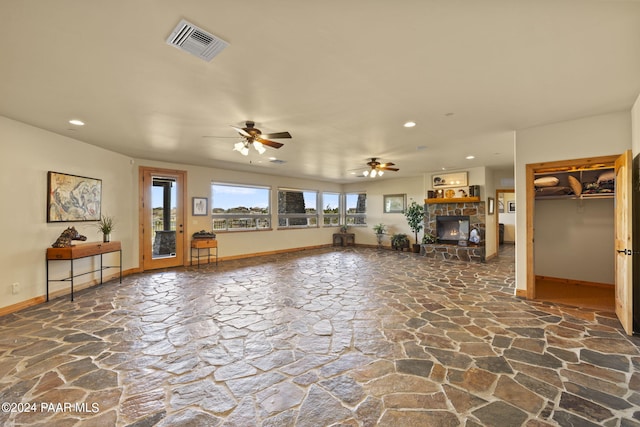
[0,245,639,426]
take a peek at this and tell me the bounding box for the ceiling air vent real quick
[166,19,228,62]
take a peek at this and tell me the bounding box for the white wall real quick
[534,198,614,284]
[0,116,135,308]
[514,111,632,292]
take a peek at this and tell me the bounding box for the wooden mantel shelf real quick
[425,197,481,204]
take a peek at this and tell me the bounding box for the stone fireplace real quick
[436,215,470,244]
[422,200,485,262]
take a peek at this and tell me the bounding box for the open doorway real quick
[525,154,629,320]
[495,189,515,256]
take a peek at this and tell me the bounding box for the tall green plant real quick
[404,199,424,244]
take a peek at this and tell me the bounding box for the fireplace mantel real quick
[424,197,480,204]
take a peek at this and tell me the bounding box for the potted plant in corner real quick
[391,233,409,251]
[404,199,424,253]
[373,223,386,248]
[97,215,115,242]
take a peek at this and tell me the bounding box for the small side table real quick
[190,239,218,267]
[333,233,355,247]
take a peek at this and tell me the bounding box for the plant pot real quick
[412,244,421,253]
[103,233,111,243]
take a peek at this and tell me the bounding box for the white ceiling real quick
[1,1,640,183]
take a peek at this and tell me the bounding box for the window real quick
[211,183,270,231]
[322,192,340,226]
[345,192,367,225]
[278,189,318,228]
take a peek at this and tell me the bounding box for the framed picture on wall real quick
[508,201,516,213]
[47,171,102,222]
[488,197,495,215]
[192,197,208,216]
[383,194,406,213]
[432,171,468,188]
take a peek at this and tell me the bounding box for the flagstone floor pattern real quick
[0,246,639,426]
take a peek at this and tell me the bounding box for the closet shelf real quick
[534,166,614,201]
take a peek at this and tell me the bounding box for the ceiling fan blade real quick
[231,125,251,138]
[262,131,292,139]
[379,166,399,171]
[379,162,395,167]
[255,137,284,149]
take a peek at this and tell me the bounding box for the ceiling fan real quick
[361,158,399,178]
[231,121,292,155]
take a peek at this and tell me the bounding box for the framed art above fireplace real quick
[432,171,467,188]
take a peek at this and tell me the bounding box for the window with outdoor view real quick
[278,189,318,228]
[211,183,270,231]
[345,192,367,225]
[322,192,340,226]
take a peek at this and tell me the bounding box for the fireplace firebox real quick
[436,216,470,244]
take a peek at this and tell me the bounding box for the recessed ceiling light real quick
[466,155,475,160]
[403,121,416,128]
[69,119,85,126]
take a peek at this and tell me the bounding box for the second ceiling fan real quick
[232,121,292,155]
[362,157,399,177]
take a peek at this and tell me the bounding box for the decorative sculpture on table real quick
[192,230,216,239]
[51,226,87,248]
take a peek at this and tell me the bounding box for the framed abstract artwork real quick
[47,171,102,222]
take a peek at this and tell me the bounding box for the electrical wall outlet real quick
[11,282,19,294]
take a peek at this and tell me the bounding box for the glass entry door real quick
[140,167,186,270]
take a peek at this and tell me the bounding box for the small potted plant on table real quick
[97,215,115,242]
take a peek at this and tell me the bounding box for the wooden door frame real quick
[525,154,620,301]
[138,166,188,271]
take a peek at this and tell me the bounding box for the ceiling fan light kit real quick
[231,121,292,156]
[362,158,398,178]
[233,141,250,156]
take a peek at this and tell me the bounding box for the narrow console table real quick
[46,241,122,301]
[190,239,218,267]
